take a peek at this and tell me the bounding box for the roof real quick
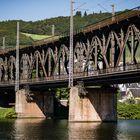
[128,88,140,98]
[125,83,140,88]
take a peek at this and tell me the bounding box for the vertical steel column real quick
[4,57,8,81]
[48,52,51,77]
[111,32,115,67]
[121,29,126,68]
[36,54,39,78]
[95,41,98,70]
[131,30,134,64]
[15,22,20,92]
[69,0,74,87]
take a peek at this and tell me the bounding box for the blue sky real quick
[0,0,140,21]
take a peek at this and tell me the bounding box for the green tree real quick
[84,11,87,16]
[75,11,82,17]
[55,88,69,100]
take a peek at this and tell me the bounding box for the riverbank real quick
[0,107,17,118]
[0,103,140,119]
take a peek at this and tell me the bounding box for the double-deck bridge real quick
[0,6,140,121]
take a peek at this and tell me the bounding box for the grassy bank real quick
[21,32,51,41]
[117,103,140,119]
[0,103,140,119]
[0,108,17,119]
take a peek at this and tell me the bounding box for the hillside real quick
[0,11,112,46]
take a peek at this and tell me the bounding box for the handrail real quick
[0,63,140,86]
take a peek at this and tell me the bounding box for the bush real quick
[0,108,17,118]
[5,108,17,118]
[55,88,69,100]
[117,102,140,119]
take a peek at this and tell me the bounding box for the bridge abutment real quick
[15,89,54,118]
[69,86,117,122]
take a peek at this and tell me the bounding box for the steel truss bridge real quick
[0,6,140,89]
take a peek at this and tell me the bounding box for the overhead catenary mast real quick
[111,4,115,21]
[52,24,55,36]
[2,37,5,51]
[69,0,74,88]
[15,22,20,92]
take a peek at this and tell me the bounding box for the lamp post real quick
[69,0,74,88]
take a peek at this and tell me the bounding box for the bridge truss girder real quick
[0,24,140,84]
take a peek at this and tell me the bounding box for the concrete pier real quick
[15,89,54,118]
[69,87,117,122]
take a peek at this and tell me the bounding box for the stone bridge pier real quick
[15,88,54,118]
[15,86,117,121]
[69,86,117,122]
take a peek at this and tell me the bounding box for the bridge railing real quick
[0,63,140,86]
[98,63,140,75]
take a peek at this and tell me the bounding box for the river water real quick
[0,119,140,140]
